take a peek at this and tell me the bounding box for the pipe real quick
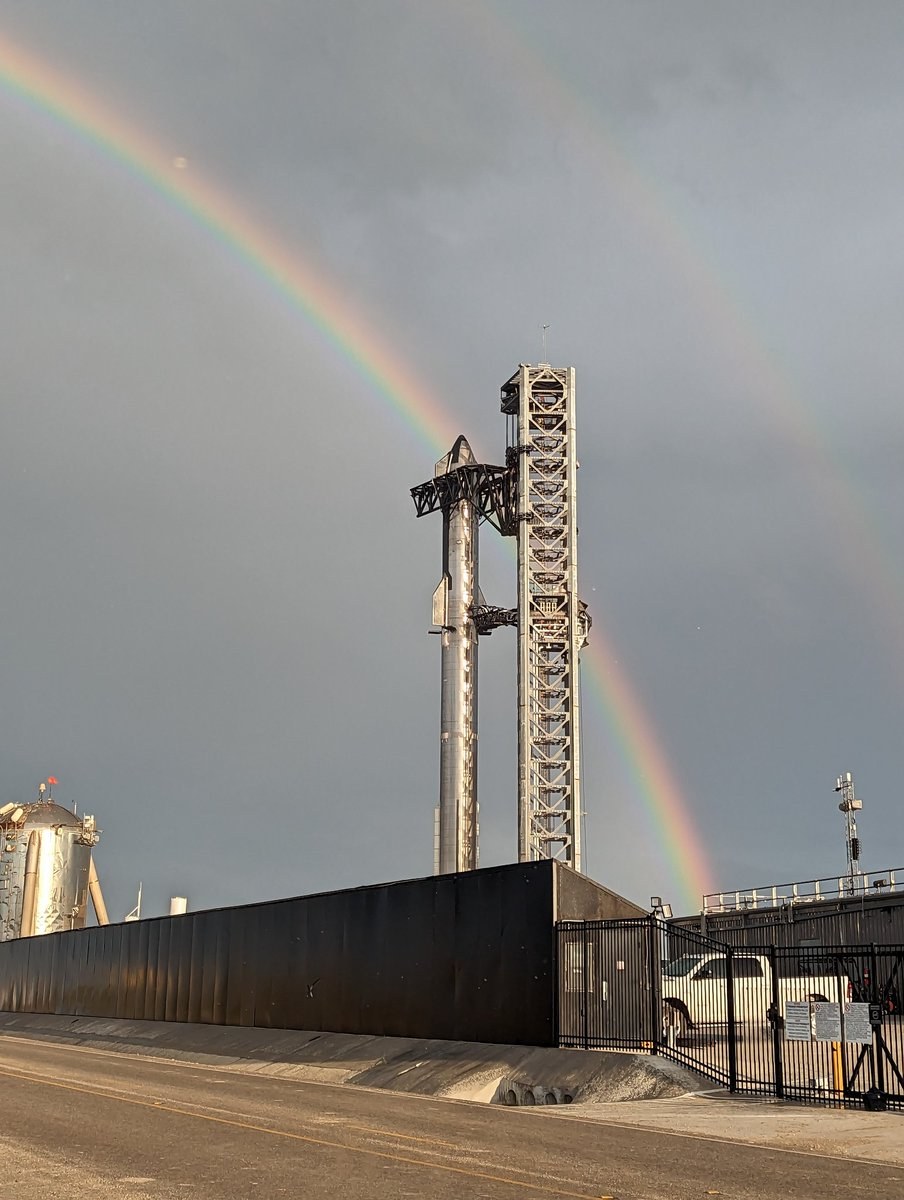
[88,856,110,926]
[20,832,39,937]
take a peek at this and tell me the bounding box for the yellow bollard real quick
[832,1041,844,1092]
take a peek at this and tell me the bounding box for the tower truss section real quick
[500,365,590,871]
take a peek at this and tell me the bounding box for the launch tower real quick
[412,364,588,874]
[501,365,589,871]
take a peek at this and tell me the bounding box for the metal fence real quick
[557,917,904,1111]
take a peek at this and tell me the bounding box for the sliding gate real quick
[557,918,904,1110]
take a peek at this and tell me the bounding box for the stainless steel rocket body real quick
[437,490,479,873]
[413,435,514,874]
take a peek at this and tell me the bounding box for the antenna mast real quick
[834,771,863,893]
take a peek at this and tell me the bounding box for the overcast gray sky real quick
[2,1,903,917]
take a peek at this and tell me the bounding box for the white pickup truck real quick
[662,951,851,1035]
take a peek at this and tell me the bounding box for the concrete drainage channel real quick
[496,1080,575,1106]
[0,1013,704,1106]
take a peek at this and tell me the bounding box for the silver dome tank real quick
[0,798,101,940]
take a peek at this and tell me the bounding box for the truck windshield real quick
[663,955,705,977]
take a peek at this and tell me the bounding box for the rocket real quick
[431,436,479,874]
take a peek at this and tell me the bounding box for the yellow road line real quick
[0,1064,604,1199]
[344,1123,460,1148]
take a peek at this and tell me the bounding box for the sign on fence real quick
[785,1001,812,1040]
[557,918,904,1111]
[843,1002,873,1044]
[813,1001,842,1042]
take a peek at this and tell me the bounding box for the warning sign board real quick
[843,1002,873,1044]
[784,1001,812,1041]
[813,1001,842,1042]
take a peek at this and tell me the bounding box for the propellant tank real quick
[0,782,101,940]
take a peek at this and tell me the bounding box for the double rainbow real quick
[0,28,714,910]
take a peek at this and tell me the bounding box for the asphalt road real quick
[0,1037,900,1199]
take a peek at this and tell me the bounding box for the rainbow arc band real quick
[0,29,713,909]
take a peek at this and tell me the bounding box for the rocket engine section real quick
[0,794,101,940]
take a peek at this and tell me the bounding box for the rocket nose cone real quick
[435,435,475,476]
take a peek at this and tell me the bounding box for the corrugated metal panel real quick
[0,861,622,1045]
[0,862,641,1045]
[679,892,904,948]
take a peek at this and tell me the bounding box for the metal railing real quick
[557,917,904,1110]
[703,868,904,914]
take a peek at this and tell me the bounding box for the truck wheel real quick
[663,1001,690,1041]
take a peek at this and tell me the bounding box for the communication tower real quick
[500,365,590,870]
[835,770,863,892]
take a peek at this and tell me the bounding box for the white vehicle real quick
[662,951,851,1035]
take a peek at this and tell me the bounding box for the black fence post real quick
[725,944,738,1093]
[552,924,559,1048]
[581,923,589,1051]
[871,943,886,1097]
[768,943,784,1098]
[649,915,659,1055]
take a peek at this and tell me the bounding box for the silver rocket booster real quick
[432,437,479,874]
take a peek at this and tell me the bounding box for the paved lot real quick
[0,1038,902,1198]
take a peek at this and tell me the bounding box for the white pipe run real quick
[88,856,109,926]
[20,832,39,937]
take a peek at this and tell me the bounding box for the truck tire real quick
[663,999,693,1040]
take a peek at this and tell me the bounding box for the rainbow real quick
[469,2,904,668]
[0,29,714,910]
[0,30,459,460]
[582,636,714,905]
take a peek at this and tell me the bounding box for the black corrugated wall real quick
[0,861,592,1045]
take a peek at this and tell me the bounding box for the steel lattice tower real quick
[501,365,589,871]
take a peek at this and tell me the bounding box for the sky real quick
[2,1,903,919]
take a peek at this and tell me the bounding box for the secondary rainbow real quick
[0,29,713,910]
[467,1,904,666]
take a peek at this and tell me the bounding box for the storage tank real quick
[0,789,101,940]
